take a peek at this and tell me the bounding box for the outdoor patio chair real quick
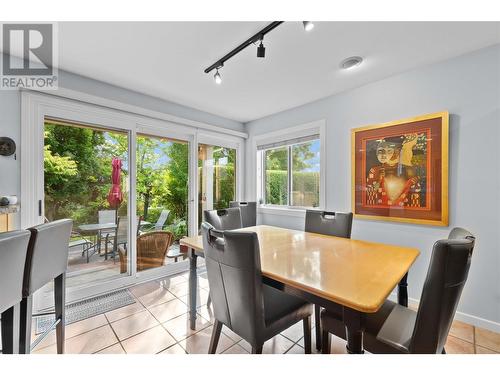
[98,209,117,255]
[68,234,93,263]
[118,231,174,273]
[140,209,170,233]
[107,215,141,260]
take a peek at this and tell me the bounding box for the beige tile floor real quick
[23,271,500,354]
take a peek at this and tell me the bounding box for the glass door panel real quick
[136,133,189,272]
[44,118,130,290]
[198,144,236,228]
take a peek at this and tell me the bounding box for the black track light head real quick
[257,41,265,58]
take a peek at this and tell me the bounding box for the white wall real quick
[245,44,500,330]
[0,63,244,227]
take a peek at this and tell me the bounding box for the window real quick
[260,136,321,208]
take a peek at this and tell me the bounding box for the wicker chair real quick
[118,231,174,273]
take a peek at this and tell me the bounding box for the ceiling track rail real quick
[204,21,284,74]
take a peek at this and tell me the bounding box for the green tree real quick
[44,142,78,219]
[212,147,235,209]
[135,137,170,220]
[265,143,315,171]
[44,124,114,223]
[164,142,189,220]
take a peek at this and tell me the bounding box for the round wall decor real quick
[0,137,16,156]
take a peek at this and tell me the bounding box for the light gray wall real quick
[0,64,244,226]
[245,44,500,329]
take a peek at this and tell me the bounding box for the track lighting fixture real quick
[257,37,265,58]
[205,21,315,83]
[204,21,283,77]
[214,68,222,84]
[303,21,314,32]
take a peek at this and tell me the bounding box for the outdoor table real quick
[77,220,154,261]
[78,223,117,261]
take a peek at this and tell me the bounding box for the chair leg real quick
[1,304,20,354]
[19,295,33,354]
[54,272,66,354]
[321,331,331,354]
[207,294,211,308]
[303,316,312,354]
[104,235,108,260]
[314,304,322,351]
[397,272,409,307]
[251,345,263,354]
[208,320,223,354]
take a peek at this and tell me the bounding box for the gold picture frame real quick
[351,111,449,226]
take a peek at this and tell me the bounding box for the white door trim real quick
[21,87,248,139]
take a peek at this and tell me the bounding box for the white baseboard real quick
[389,293,500,333]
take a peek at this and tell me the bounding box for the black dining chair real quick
[320,227,476,354]
[203,208,242,230]
[19,219,73,354]
[304,210,353,350]
[201,222,313,354]
[229,201,257,228]
[202,208,244,309]
[0,230,31,354]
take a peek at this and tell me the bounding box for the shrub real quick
[265,170,319,206]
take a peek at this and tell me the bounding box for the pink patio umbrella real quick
[107,157,123,221]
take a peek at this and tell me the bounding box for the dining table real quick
[179,225,419,354]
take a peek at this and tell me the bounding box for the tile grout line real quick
[102,313,126,354]
[143,290,209,353]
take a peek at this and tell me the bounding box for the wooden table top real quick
[180,225,419,313]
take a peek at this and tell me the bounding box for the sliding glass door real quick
[135,133,190,273]
[37,117,196,309]
[197,143,237,228]
[44,119,131,285]
[25,93,243,310]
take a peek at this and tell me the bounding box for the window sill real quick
[258,205,309,218]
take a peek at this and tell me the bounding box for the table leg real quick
[397,272,409,307]
[343,307,365,354]
[188,248,198,330]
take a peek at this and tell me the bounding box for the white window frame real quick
[251,120,326,217]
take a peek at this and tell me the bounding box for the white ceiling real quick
[17,22,500,122]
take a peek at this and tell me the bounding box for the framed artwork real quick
[351,112,449,226]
